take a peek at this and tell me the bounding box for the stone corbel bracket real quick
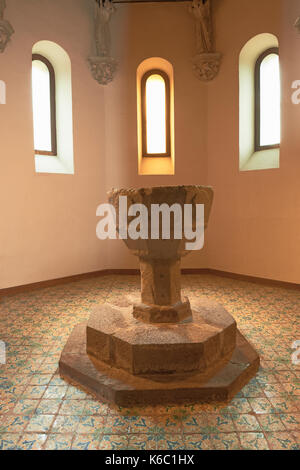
[191,51,222,82]
[189,0,222,81]
[88,56,117,86]
[0,1,14,53]
[89,0,117,86]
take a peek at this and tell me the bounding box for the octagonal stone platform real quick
[59,299,259,406]
[59,327,259,407]
[86,300,236,377]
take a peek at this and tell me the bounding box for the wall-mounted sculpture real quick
[189,0,221,81]
[88,0,117,86]
[0,0,14,53]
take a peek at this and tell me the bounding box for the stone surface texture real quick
[86,300,237,376]
[59,185,259,405]
[108,185,214,323]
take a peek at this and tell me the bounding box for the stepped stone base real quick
[86,300,237,377]
[59,323,259,406]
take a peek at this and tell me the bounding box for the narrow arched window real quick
[141,70,171,157]
[32,54,57,156]
[0,80,6,105]
[255,48,280,151]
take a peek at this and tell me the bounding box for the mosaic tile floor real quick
[0,274,299,450]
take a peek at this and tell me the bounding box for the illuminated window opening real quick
[32,54,57,156]
[255,48,280,151]
[141,69,171,158]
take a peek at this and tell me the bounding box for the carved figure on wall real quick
[89,0,117,86]
[95,0,115,57]
[0,0,7,20]
[189,0,213,53]
[0,0,14,53]
[189,0,221,81]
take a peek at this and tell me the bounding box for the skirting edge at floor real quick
[1,268,299,298]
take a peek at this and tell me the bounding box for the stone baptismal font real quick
[59,186,259,405]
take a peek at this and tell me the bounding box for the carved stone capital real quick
[88,56,117,86]
[191,52,222,82]
[0,19,14,53]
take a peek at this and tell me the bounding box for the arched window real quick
[32,54,57,156]
[255,48,280,151]
[141,69,171,158]
[0,80,6,105]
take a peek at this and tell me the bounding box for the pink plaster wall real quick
[0,0,108,288]
[1,0,299,288]
[207,0,300,284]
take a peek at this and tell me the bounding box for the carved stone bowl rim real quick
[108,185,213,195]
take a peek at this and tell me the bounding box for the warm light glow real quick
[146,74,166,154]
[260,53,281,147]
[32,60,52,152]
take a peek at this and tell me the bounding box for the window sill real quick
[34,154,74,175]
[138,156,174,176]
[240,148,280,172]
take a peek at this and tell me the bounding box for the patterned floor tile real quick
[51,415,81,433]
[98,434,128,450]
[83,399,110,416]
[282,382,300,396]
[58,399,86,416]
[241,382,264,398]
[157,434,187,450]
[0,433,21,450]
[16,433,47,450]
[25,414,55,433]
[35,399,61,415]
[12,399,39,416]
[71,434,100,450]
[0,398,17,415]
[129,416,159,434]
[291,431,300,445]
[1,274,299,450]
[279,413,300,431]
[266,431,298,450]
[104,416,131,434]
[268,397,299,414]
[155,415,183,434]
[182,415,208,434]
[239,432,270,450]
[275,371,298,383]
[29,375,53,386]
[0,412,31,432]
[77,415,106,435]
[257,414,286,432]
[43,385,68,399]
[222,398,253,415]
[64,386,88,400]
[22,385,47,399]
[206,414,236,433]
[231,413,261,432]
[263,383,286,398]
[127,434,157,450]
[44,433,74,450]
[211,432,241,450]
[248,398,275,414]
